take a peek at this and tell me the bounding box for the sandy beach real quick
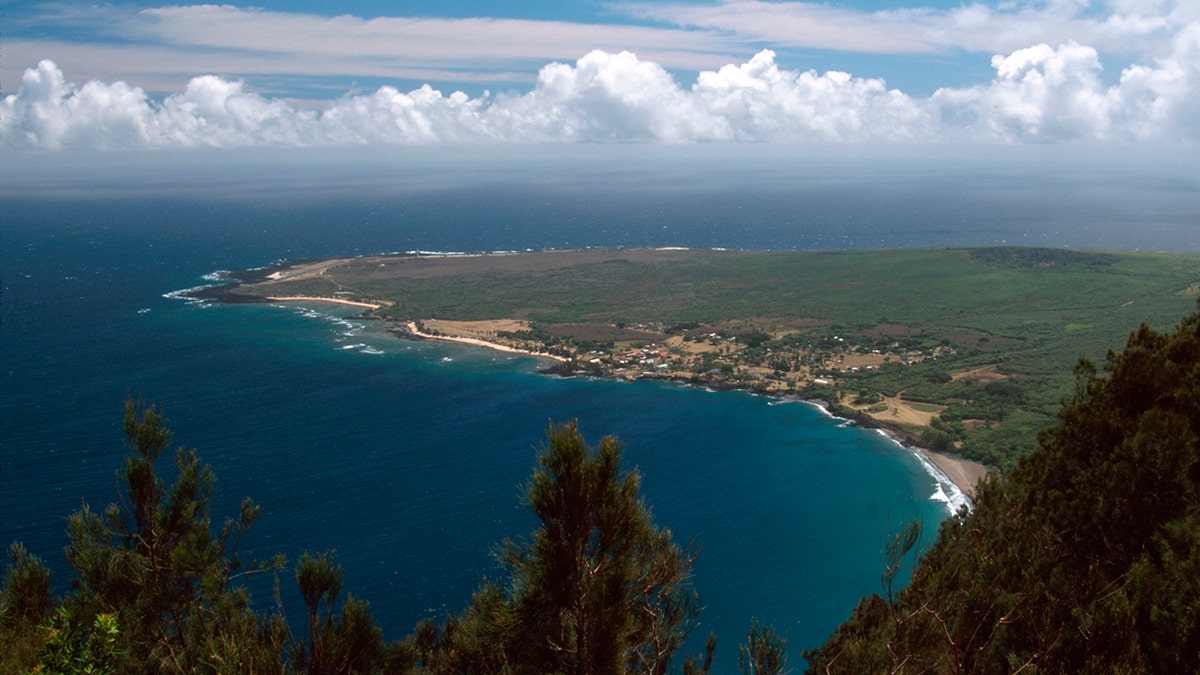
[920,448,989,499]
[405,322,569,362]
[266,296,384,309]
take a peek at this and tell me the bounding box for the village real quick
[407,317,948,401]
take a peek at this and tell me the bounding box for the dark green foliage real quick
[61,401,289,672]
[507,422,702,675]
[1,541,51,626]
[34,608,122,674]
[806,309,1200,673]
[681,633,717,675]
[738,619,788,675]
[292,550,393,674]
[417,421,705,675]
[0,542,54,670]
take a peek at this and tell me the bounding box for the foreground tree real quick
[419,421,704,674]
[293,549,414,674]
[61,401,289,672]
[0,542,54,670]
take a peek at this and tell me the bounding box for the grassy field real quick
[222,247,1200,468]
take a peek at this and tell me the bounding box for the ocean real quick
[3,146,1198,664]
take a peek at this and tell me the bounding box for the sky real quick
[1,0,1198,148]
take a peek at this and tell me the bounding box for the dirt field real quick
[422,318,531,338]
[952,366,1008,381]
[847,395,945,427]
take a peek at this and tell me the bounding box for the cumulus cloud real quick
[3,41,1198,149]
[933,23,1200,141]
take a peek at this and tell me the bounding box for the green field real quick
[218,247,1200,469]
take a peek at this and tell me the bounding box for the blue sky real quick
[2,1,1198,147]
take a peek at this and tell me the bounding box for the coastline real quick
[266,295,384,310]
[802,398,986,512]
[196,286,990,506]
[402,321,570,363]
[920,448,988,502]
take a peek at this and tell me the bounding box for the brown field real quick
[423,318,531,338]
[952,366,1008,382]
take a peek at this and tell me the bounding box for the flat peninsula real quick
[193,246,1200,477]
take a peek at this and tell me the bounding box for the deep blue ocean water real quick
[3,147,1198,665]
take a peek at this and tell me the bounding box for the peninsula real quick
[191,246,1200,476]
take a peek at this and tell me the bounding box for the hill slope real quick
[805,307,1200,673]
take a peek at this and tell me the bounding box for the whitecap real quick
[905,444,972,515]
[163,284,215,304]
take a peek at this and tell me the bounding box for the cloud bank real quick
[3,38,1198,149]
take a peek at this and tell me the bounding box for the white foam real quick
[899,437,972,515]
[163,284,214,304]
[805,400,837,418]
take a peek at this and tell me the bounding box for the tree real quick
[61,400,288,672]
[424,421,703,675]
[503,421,701,675]
[738,619,788,675]
[0,542,54,670]
[292,550,398,674]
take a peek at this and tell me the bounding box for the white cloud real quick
[692,51,935,141]
[1,60,154,149]
[2,40,1197,148]
[933,22,1200,141]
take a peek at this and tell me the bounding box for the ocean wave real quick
[163,284,215,304]
[804,400,837,419]
[898,436,972,515]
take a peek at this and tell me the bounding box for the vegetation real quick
[1,408,781,673]
[203,246,1200,469]
[804,306,1200,673]
[408,421,723,675]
